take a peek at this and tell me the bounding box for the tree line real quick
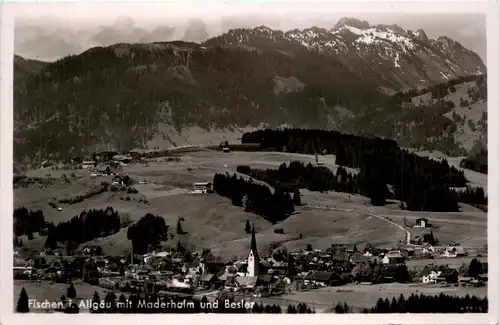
[365,293,487,313]
[44,207,121,250]
[127,213,169,255]
[241,129,487,211]
[460,148,487,174]
[213,173,295,224]
[13,207,46,238]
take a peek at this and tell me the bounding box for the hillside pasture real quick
[13,149,487,257]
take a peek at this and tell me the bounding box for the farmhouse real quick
[382,252,405,265]
[222,147,230,153]
[310,271,342,286]
[420,265,441,284]
[191,182,213,194]
[437,268,459,284]
[82,160,96,169]
[415,218,430,228]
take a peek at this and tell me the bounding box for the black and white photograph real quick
[2,0,498,322]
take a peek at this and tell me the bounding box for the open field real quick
[406,256,488,271]
[226,282,487,312]
[13,280,111,313]
[14,149,487,258]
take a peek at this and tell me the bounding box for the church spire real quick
[250,223,258,254]
[247,223,259,277]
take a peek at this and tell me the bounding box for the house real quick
[350,252,369,264]
[112,155,132,164]
[420,266,441,284]
[222,147,230,153]
[381,264,400,282]
[415,218,429,228]
[310,271,342,286]
[405,248,415,257]
[256,274,274,287]
[82,160,96,169]
[382,252,405,265]
[442,246,467,258]
[437,268,459,283]
[478,274,488,282]
[235,276,258,289]
[96,164,113,175]
[198,273,219,288]
[191,182,213,194]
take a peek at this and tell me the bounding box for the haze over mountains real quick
[14,17,487,165]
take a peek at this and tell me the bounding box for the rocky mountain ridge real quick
[13,18,487,165]
[205,17,485,91]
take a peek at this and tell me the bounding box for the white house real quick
[382,252,405,264]
[422,270,441,284]
[191,182,213,194]
[414,218,429,228]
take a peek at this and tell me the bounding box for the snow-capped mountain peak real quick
[204,17,486,91]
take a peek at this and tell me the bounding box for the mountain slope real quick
[13,18,486,165]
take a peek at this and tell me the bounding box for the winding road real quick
[308,204,411,245]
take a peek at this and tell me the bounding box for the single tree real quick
[293,189,301,206]
[306,244,313,251]
[467,258,484,278]
[67,283,76,299]
[16,287,29,313]
[244,220,251,234]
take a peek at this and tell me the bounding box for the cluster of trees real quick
[422,232,439,245]
[467,258,487,278]
[454,186,488,206]
[13,207,45,237]
[241,128,488,211]
[366,293,487,313]
[237,162,334,193]
[213,173,295,223]
[127,213,169,255]
[44,207,121,250]
[460,148,487,174]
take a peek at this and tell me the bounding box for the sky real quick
[9,3,487,62]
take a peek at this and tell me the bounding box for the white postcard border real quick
[1,1,498,324]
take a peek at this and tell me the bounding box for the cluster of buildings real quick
[14,219,486,301]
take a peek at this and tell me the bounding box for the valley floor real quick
[15,149,487,258]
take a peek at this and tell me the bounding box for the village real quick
[14,148,488,313]
[14,221,488,312]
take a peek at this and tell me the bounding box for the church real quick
[236,224,271,277]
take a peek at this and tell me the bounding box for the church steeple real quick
[250,223,258,255]
[247,223,259,276]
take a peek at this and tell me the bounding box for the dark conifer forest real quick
[127,213,169,255]
[13,207,46,237]
[44,207,121,249]
[240,128,487,211]
[213,173,295,224]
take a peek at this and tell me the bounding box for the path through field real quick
[308,204,411,245]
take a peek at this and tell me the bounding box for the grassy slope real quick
[15,150,486,258]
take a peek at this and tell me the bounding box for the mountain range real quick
[13,17,487,165]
